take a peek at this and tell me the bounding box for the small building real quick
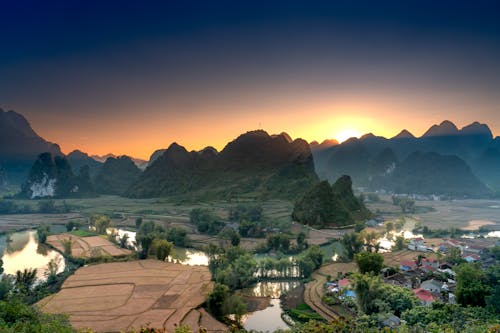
[381,314,401,328]
[400,260,417,271]
[421,258,439,269]
[420,279,443,293]
[414,288,434,306]
[463,244,486,255]
[462,254,480,263]
[338,278,350,289]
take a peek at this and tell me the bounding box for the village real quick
[319,233,500,327]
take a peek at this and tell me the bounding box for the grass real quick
[69,229,97,237]
[287,303,324,322]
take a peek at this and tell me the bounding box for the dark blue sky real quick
[1,0,500,158]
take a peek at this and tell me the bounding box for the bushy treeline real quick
[136,220,188,259]
[0,199,77,214]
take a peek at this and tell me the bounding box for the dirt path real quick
[304,271,339,322]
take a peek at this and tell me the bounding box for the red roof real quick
[401,260,416,267]
[414,288,434,302]
[413,237,424,241]
[338,278,350,288]
[421,265,437,272]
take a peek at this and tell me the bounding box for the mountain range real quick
[125,130,318,200]
[312,120,498,196]
[1,107,500,198]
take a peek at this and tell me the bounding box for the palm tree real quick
[15,268,37,291]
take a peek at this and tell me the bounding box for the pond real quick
[242,281,301,332]
[0,230,65,281]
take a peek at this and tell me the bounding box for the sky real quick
[1,0,500,159]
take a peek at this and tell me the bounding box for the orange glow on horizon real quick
[29,92,497,160]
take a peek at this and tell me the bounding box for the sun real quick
[335,129,361,143]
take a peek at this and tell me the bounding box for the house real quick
[439,262,453,270]
[420,265,437,274]
[414,288,434,305]
[365,219,379,227]
[400,260,417,271]
[463,244,486,255]
[437,268,456,278]
[420,279,443,293]
[421,258,439,269]
[338,278,350,289]
[384,273,413,289]
[381,314,401,328]
[408,238,428,251]
[462,254,480,263]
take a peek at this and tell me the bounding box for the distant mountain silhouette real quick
[392,129,415,139]
[422,120,460,137]
[95,156,142,195]
[92,153,147,170]
[67,150,102,178]
[0,108,62,187]
[126,130,318,200]
[313,120,497,196]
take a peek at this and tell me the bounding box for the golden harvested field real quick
[37,260,226,333]
[46,233,132,258]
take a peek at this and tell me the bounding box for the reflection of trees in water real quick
[251,281,302,298]
[6,231,31,253]
[36,243,48,256]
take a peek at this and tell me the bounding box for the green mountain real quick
[292,175,372,227]
[95,156,142,195]
[389,152,488,196]
[126,130,318,200]
[20,152,95,198]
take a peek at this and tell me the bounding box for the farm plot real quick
[46,234,132,258]
[37,260,226,333]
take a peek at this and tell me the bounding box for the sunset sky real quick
[1,1,500,159]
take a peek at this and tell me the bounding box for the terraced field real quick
[304,262,357,322]
[46,234,132,258]
[37,260,226,333]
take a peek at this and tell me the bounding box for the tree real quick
[65,221,81,232]
[455,263,492,307]
[352,274,386,315]
[392,236,405,251]
[207,283,230,318]
[341,232,363,260]
[222,294,247,324]
[151,239,173,261]
[90,214,112,234]
[135,217,143,229]
[36,224,50,244]
[119,233,129,248]
[61,237,73,256]
[354,252,384,275]
[297,232,307,249]
[46,257,61,284]
[137,234,154,259]
[15,269,37,292]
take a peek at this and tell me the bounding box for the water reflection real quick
[376,230,424,252]
[249,281,301,298]
[168,247,209,266]
[243,299,289,332]
[1,230,65,281]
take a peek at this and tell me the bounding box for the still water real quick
[0,230,65,281]
[243,281,301,332]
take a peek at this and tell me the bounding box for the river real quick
[0,230,65,281]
